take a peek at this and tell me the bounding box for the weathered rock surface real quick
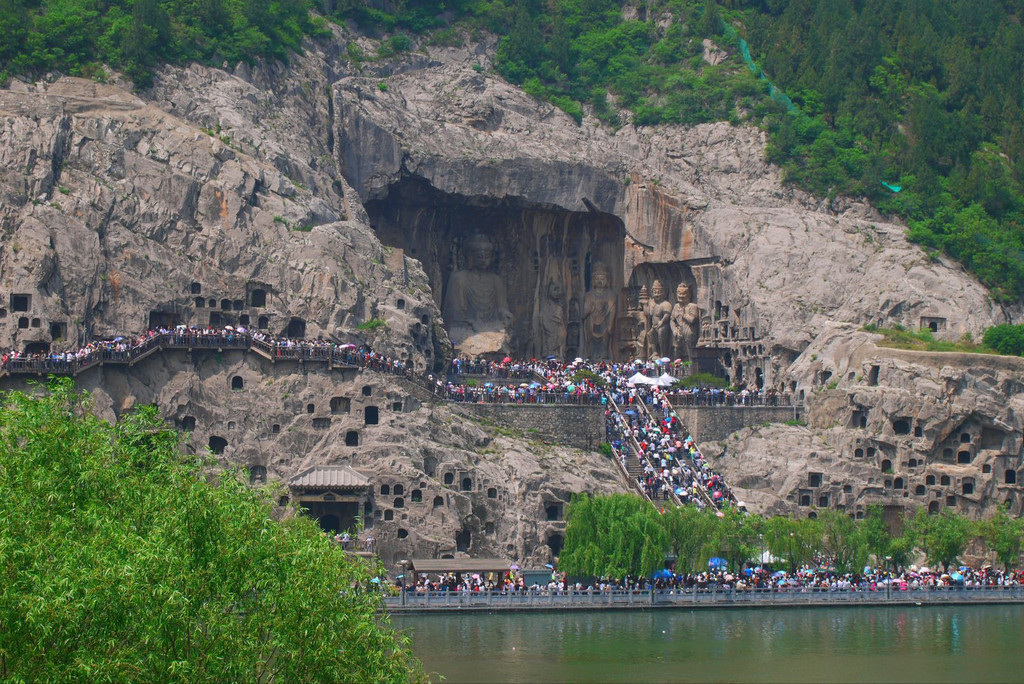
[702,327,1024,518]
[1,22,1023,561]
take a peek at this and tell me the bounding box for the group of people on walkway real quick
[1,325,422,382]
[398,563,1024,597]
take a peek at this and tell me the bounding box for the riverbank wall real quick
[383,586,1024,613]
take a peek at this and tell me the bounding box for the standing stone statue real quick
[647,280,673,359]
[538,276,567,359]
[582,263,617,360]
[443,233,513,355]
[671,283,701,362]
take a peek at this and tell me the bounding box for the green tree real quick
[763,515,819,573]
[0,380,423,682]
[906,507,977,572]
[861,504,892,564]
[560,493,668,579]
[662,504,717,572]
[817,509,868,575]
[982,504,1024,571]
[708,507,764,571]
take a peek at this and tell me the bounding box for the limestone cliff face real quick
[1,24,1021,550]
[705,328,1024,518]
[330,44,1010,359]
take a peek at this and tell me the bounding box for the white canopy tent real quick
[656,373,677,387]
[627,372,658,386]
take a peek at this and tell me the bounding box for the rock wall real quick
[703,328,1024,518]
[674,405,803,443]
[455,404,607,451]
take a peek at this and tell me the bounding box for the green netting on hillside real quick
[725,26,798,115]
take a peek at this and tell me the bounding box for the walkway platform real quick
[383,585,1024,613]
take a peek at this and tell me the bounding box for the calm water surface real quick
[393,605,1024,683]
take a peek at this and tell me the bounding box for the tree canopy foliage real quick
[561,495,1022,579]
[0,0,327,85]
[0,379,423,682]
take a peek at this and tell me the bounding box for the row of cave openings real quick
[375,464,568,557]
[149,282,312,338]
[190,385,398,456]
[2,293,67,354]
[845,418,1020,478]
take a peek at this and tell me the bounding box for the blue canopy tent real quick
[708,557,728,570]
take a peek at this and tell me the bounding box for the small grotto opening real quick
[364,176,625,362]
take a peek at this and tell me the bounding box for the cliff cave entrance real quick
[365,176,625,360]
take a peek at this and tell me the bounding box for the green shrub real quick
[982,324,1024,356]
[674,373,729,389]
[357,318,387,331]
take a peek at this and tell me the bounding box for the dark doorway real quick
[149,310,181,329]
[547,533,564,556]
[319,514,340,534]
[286,317,306,338]
[10,294,30,311]
[365,406,379,425]
[25,342,50,355]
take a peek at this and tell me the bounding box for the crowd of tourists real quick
[595,370,737,510]
[397,563,1024,597]
[644,562,1024,594]
[0,325,422,380]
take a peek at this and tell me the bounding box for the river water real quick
[393,605,1024,683]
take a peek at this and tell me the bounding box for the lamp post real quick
[399,559,409,607]
[885,555,892,602]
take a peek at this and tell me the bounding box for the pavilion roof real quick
[288,465,371,490]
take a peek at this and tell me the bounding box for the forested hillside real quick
[4,0,1023,302]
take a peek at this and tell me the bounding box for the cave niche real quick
[364,176,625,359]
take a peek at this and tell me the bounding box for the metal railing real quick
[383,584,1024,611]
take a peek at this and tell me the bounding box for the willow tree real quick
[906,507,978,572]
[817,509,869,575]
[981,504,1024,570]
[0,380,424,682]
[662,504,718,573]
[559,493,668,579]
[763,515,820,573]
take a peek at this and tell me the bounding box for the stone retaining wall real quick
[673,405,803,442]
[456,404,606,451]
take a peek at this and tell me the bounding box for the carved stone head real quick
[591,262,610,291]
[651,280,665,302]
[465,234,495,270]
[677,283,691,304]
